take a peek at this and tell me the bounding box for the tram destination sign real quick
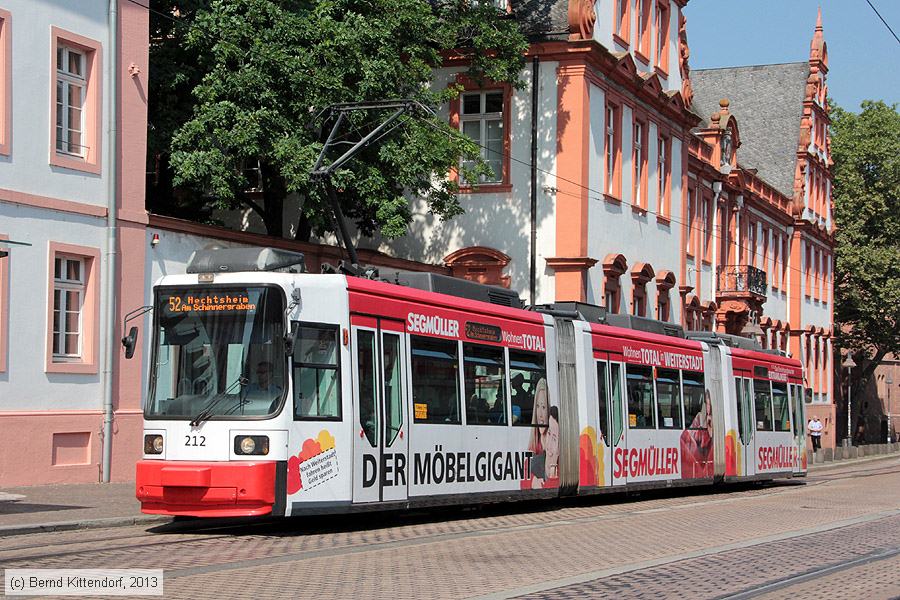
[163,293,257,315]
[465,321,503,343]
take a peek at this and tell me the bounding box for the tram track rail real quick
[3,460,897,572]
[719,545,900,599]
[0,483,862,564]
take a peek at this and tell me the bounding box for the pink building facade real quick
[0,0,149,486]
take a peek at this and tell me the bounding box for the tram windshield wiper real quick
[189,375,249,427]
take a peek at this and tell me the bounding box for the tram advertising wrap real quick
[136,258,806,519]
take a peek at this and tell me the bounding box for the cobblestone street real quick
[2,457,899,599]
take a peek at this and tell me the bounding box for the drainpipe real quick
[529,56,539,305]
[101,0,119,483]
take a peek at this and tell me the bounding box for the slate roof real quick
[690,62,809,197]
[512,0,570,41]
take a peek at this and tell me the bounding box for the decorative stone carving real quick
[568,0,597,41]
[678,13,693,105]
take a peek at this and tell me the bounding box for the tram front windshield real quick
[146,286,286,420]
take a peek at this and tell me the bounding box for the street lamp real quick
[842,354,857,446]
[887,372,894,444]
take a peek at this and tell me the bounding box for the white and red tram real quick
[135,248,807,517]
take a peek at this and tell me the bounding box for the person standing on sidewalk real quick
[808,416,823,451]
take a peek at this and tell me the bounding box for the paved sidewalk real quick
[0,450,897,537]
[0,481,168,536]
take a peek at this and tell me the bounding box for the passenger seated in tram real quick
[467,394,491,424]
[629,390,647,427]
[511,373,533,421]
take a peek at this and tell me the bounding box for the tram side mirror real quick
[122,327,139,360]
[285,321,300,355]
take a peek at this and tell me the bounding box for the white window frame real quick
[657,135,667,208]
[636,0,645,44]
[633,122,643,206]
[52,256,85,360]
[606,106,616,195]
[56,45,86,157]
[459,90,504,185]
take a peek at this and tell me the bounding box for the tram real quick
[134,247,807,517]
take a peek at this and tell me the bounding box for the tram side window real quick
[735,378,748,443]
[683,372,706,429]
[510,350,548,426]
[411,336,460,424]
[357,330,378,445]
[754,379,774,431]
[293,324,341,419]
[610,363,625,443]
[655,368,682,429]
[626,365,655,429]
[464,343,507,425]
[596,362,609,444]
[772,382,790,432]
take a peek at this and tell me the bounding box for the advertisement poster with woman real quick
[521,379,560,489]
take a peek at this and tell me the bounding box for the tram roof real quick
[345,276,548,325]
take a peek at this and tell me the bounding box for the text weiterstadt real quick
[407,312,546,351]
[613,446,679,478]
[622,345,703,371]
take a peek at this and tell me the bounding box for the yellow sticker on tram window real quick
[629,413,637,427]
[414,403,428,420]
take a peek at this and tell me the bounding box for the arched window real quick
[701,301,716,331]
[631,262,655,317]
[602,254,628,314]
[655,270,676,322]
[683,293,701,331]
[443,246,511,288]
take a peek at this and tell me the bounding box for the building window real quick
[657,134,670,218]
[655,271,675,322]
[605,104,621,197]
[656,290,669,321]
[614,0,630,45]
[633,287,646,317]
[46,243,100,374]
[459,91,504,185]
[52,256,85,359]
[748,221,757,268]
[50,28,102,174]
[704,193,714,263]
[655,0,670,74]
[633,121,647,209]
[603,254,628,314]
[56,46,86,157]
[631,263,654,318]
[0,9,11,157]
[635,0,651,60]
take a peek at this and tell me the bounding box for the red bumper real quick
[136,460,276,517]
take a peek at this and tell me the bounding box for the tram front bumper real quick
[136,460,276,517]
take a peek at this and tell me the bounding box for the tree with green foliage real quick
[830,100,900,395]
[147,0,527,240]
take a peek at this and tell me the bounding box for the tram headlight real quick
[144,434,164,455]
[235,435,269,456]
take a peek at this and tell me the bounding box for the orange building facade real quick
[377,2,838,444]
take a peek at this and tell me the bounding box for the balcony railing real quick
[717,265,767,297]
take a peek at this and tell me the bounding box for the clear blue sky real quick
[683,0,900,112]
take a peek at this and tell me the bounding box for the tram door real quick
[735,376,755,477]
[607,361,627,487]
[351,321,409,504]
[790,384,807,473]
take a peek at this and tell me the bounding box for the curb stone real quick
[0,515,171,537]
